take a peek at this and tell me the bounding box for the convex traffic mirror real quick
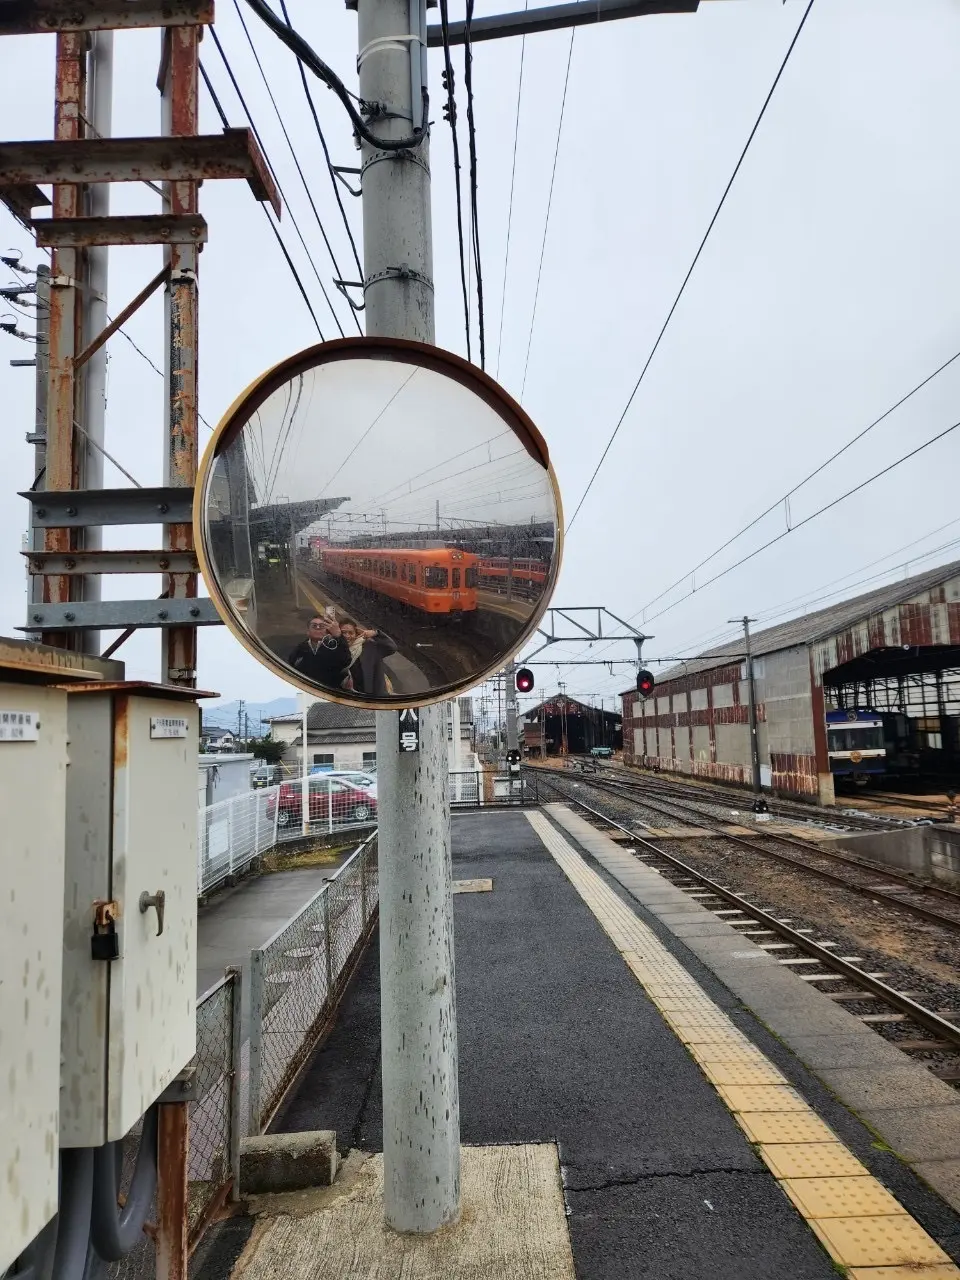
[195,338,562,708]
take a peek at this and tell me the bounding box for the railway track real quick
[538,768,960,931]
[593,760,919,832]
[533,773,960,1086]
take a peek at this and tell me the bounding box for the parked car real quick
[251,765,281,788]
[308,768,378,798]
[267,776,377,828]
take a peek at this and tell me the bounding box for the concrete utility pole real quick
[358,0,461,1233]
[730,616,767,814]
[79,29,113,657]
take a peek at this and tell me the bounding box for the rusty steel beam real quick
[26,549,199,575]
[74,263,170,369]
[34,212,207,247]
[0,128,280,213]
[0,0,215,35]
[42,29,85,649]
[160,24,200,688]
[0,181,49,228]
[156,1100,190,1280]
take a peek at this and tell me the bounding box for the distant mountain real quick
[202,697,298,733]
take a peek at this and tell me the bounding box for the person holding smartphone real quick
[288,614,352,686]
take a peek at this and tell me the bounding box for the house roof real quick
[523,696,622,721]
[622,557,960,693]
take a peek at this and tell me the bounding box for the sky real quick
[1,0,959,717]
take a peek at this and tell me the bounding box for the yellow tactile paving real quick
[759,1143,869,1180]
[848,1268,960,1279]
[735,1110,839,1146]
[781,1176,907,1220]
[527,808,960,1275]
[717,1084,809,1114]
[699,1061,788,1088]
[809,1216,952,1268]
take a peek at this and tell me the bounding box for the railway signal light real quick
[515,667,534,693]
[637,669,655,697]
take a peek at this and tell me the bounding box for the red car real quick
[267,777,377,828]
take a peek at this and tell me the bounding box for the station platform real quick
[201,806,960,1280]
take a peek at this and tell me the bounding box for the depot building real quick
[620,560,960,805]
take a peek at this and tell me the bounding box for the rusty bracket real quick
[74,263,170,369]
[93,899,120,929]
[158,1065,198,1104]
[333,278,365,313]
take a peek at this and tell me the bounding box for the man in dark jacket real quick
[288,616,352,687]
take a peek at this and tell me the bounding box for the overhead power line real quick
[463,0,486,367]
[519,27,575,402]
[230,0,360,335]
[494,7,528,380]
[565,0,817,533]
[200,47,326,338]
[635,343,960,621]
[438,0,473,362]
[276,0,363,277]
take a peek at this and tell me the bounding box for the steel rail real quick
[559,771,960,930]
[536,777,960,1052]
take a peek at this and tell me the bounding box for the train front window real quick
[828,726,884,752]
[452,569,461,588]
[423,566,449,589]
[465,566,478,587]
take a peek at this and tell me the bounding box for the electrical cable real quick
[276,0,362,276]
[519,28,575,401]
[240,0,428,151]
[50,1149,94,1280]
[89,1106,159,1261]
[438,0,472,362]
[199,60,325,338]
[230,0,360,335]
[565,0,817,533]
[206,31,336,332]
[463,0,486,367]
[633,343,960,622]
[494,6,528,380]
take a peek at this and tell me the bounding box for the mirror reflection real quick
[200,349,560,704]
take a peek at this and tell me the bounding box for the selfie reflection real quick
[201,353,559,702]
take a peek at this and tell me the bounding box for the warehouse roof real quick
[625,556,960,690]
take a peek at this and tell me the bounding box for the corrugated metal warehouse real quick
[621,560,960,804]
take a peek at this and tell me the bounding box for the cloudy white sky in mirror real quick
[232,358,554,533]
[0,0,958,711]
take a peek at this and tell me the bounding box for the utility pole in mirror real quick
[357,0,461,1233]
[730,616,768,817]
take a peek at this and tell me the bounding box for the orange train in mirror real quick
[317,546,479,615]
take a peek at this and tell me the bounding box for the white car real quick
[309,768,377,799]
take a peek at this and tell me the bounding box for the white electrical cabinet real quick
[0,678,69,1272]
[60,684,200,1146]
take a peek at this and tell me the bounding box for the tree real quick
[248,736,286,765]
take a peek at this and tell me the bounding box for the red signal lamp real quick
[637,669,655,697]
[515,667,535,693]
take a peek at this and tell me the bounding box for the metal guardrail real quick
[197,781,377,895]
[247,832,379,1135]
[448,768,540,808]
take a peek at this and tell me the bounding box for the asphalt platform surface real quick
[269,809,856,1279]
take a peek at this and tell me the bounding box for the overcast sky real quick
[1,0,958,716]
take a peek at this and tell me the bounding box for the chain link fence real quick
[99,970,241,1280]
[248,832,379,1134]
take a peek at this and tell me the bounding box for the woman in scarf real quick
[339,618,398,696]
